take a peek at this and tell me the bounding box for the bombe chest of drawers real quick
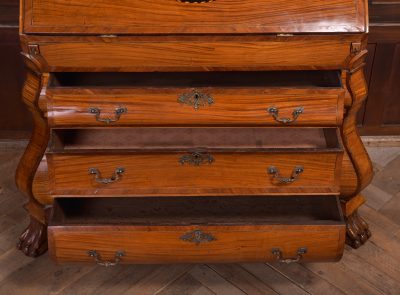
[16,0,374,264]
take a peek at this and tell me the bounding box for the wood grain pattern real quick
[33,38,356,71]
[47,88,344,127]
[23,0,366,34]
[14,51,50,257]
[343,47,374,198]
[46,152,342,196]
[48,225,345,264]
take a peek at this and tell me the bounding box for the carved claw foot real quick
[17,217,48,257]
[345,210,372,249]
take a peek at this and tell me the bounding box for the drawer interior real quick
[49,71,342,89]
[50,195,344,226]
[50,128,343,152]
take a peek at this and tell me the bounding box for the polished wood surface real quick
[14,54,49,257]
[28,36,360,71]
[3,1,398,136]
[23,0,366,34]
[48,196,345,263]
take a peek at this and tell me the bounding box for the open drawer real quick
[48,195,346,264]
[47,128,344,196]
[46,71,345,127]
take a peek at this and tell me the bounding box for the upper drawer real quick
[47,71,345,127]
[22,0,367,34]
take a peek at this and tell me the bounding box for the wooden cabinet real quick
[15,0,375,263]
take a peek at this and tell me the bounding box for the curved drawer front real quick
[47,88,344,127]
[49,226,344,264]
[48,196,346,264]
[24,0,366,34]
[29,37,357,71]
[47,152,342,196]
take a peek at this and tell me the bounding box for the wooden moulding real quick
[22,0,366,34]
[48,196,346,264]
[19,35,363,72]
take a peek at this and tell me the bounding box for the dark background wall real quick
[0,0,399,138]
[0,0,31,139]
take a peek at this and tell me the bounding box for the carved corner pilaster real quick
[341,42,374,248]
[342,42,374,196]
[15,44,50,257]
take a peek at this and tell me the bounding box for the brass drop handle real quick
[271,247,307,264]
[179,151,214,166]
[88,250,124,267]
[267,166,304,184]
[89,167,125,184]
[88,106,127,124]
[267,106,304,124]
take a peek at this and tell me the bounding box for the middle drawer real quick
[46,71,345,127]
[47,128,343,197]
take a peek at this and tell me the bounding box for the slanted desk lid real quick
[22,0,367,34]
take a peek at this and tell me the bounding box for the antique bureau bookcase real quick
[16,0,373,264]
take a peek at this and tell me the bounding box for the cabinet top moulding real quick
[20,0,368,35]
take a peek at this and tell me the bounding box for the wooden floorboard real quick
[0,146,399,294]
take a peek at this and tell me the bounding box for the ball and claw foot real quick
[17,217,48,257]
[346,210,372,249]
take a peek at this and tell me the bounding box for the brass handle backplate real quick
[88,250,124,267]
[271,247,307,264]
[179,151,214,166]
[178,90,214,110]
[267,106,304,124]
[180,230,216,245]
[267,166,304,184]
[89,167,125,184]
[178,0,214,3]
[88,106,127,124]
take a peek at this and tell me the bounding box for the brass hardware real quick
[99,34,118,38]
[179,151,214,166]
[277,33,294,37]
[88,106,127,124]
[28,44,40,56]
[178,90,214,110]
[89,167,125,184]
[271,247,307,264]
[351,42,362,55]
[181,230,216,245]
[88,250,124,267]
[267,106,304,124]
[178,0,214,3]
[267,166,304,184]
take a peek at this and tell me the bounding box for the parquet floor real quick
[0,143,399,295]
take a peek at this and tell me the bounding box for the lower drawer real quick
[48,196,345,264]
